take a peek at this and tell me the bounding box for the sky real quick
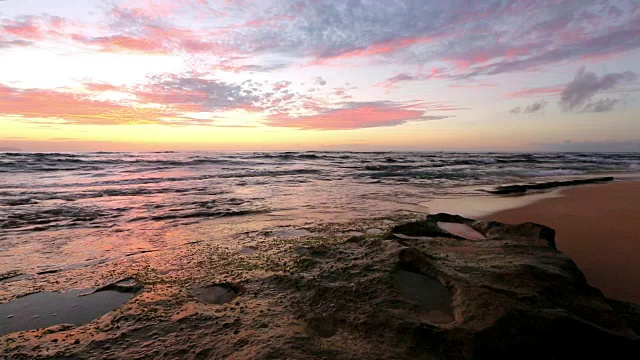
[0,0,639,152]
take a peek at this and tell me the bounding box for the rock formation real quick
[1,214,638,359]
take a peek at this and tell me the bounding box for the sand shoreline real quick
[484,180,640,304]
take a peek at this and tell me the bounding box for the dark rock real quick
[427,213,475,225]
[608,299,640,335]
[94,278,143,294]
[471,221,556,249]
[37,269,62,275]
[0,270,25,282]
[487,176,614,195]
[190,283,244,304]
[288,214,639,358]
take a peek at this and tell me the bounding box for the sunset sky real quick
[1,0,639,151]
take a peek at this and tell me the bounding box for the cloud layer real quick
[2,0,640,132]
[2,1,640,77]
[0,74,456,129]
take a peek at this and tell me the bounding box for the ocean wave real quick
[1,151,639,235]
[0,205,122,231]
[132,209,267,222]
[0,198,37,206]
[522,169,586,177]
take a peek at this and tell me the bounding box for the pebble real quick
[7,314,14,318]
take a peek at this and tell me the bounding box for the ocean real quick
[1,151,639,276]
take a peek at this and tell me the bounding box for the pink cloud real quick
[0,84,12,97]
[507,84,566,98]
[265,101,451,130]
[74,34,166,53]
[375,68,450,90]
[84,82,122,92]
[272,81,291,91]
[3,23,42,40]
[448,82,498,89]
[333,86,355,99]
[0,85,178,125]
[311,35,435,65]
[1,16,68,42]
[375,73,426,90]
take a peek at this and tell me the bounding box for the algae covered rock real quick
[2,214,638,359]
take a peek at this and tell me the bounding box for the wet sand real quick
[485,181,640,304]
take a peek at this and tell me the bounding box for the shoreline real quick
[421,172,640,218]
[483,180,640,304]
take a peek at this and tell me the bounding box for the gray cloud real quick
[314,77,327,86]
[523,100,548,114]
[4,1,640,80]
[559,67,636,112]
[457,26,640,79]
[580,98,620,113]
[0,39,31,47]
[510,100,548,114]
[140,74,262,111]
[231,0,640,77]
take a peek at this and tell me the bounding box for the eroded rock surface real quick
[190,283,244,304]
[1,214,638,359]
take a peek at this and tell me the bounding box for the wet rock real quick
[190,283,244,304]
[305,318,338,338]
[608,299,640,335]
[488,176,614,194]
[3,214,639,359]
[472,220,556,248]
[344,235,366,244]
[240,246,257,255]
[0,270,25,282]
[391,270,454,324]
[287,214,639,358]
[94,278,143,294]
[275,229,313,237]
[36,269,62,275]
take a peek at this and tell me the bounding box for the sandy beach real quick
[486,181,640,304]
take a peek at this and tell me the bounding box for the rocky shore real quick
[1,214,639,359]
